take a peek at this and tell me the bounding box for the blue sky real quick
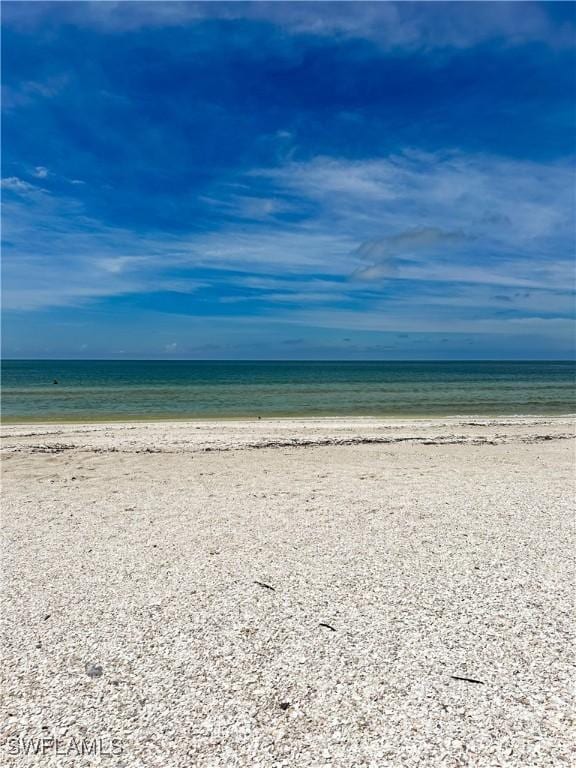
[2,1,575,360]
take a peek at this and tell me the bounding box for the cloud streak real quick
[3,1,573,50]
[2,148,573,315]
[352,228,472,281]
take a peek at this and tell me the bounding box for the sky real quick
[2,1,575,360]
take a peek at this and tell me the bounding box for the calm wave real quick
[2,360,575,422]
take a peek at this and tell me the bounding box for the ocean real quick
[1,360,574,422]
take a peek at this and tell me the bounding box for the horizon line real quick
[2,358,575,364]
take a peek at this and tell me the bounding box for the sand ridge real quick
[2,414,574,455]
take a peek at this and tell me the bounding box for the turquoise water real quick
[1,360,575,422]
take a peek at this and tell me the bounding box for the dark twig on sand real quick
[451,675,485,684]
[254,581,275,591]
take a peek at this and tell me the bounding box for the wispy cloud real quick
[352,228,471,281]
[252,150,573,290]
[2,147,573,320]
[32,166,49,179]
[3,1,573,50]
[1,176,39,193]
[282,308,575,339]
[1,183,202,310]
[2,75,70,111]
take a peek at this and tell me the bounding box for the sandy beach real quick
[1,416,574,767]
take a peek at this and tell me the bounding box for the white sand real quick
[1,416,574,767]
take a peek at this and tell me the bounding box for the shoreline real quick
[3,411,576,427]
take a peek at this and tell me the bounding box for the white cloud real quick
[32,166,49,179]
[3,2,572,50]
[252,150,573,289]
[1,192,202,310]
[260,151,572,244]
[1,176,39,193]
[98,256,149,274]
[201,193,293,221]
[2,76,70,111]
[282,308,575,338]
[2,148,573,329]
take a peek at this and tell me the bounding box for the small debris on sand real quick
[254,581,275,591]
[85,663,103,679]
